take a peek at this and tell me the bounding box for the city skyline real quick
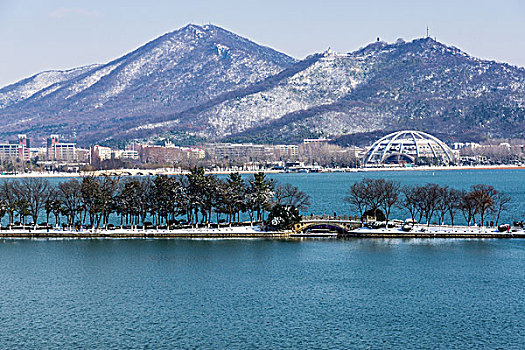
[1,0,524,87]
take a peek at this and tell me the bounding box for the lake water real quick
[0,238,524,348]
[0,170,524,348]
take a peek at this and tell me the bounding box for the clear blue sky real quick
[1,0,524,87]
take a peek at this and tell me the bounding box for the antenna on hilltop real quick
[426,26,429,38]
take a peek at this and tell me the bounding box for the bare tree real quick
[57,179,83,226]
[0,181,17,224]
[435,186,450,225]
[418,184,440,226]
[344,181,367,220]
[44,188,60,225]
[460,190,477,226]
[345,178,399,222]
[275,183,311,211]
[445,188,463,226]
[16,178,51,226]
[470,184,497,226]
[362,178,383,220]
[81,176,103,229]
[493,191,511,226]
[378,179,400,222]
[399,186,420,223]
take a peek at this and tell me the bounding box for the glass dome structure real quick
[362,130,455,166]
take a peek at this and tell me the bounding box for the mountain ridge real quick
[1,25,524,145]
[222,37,525,143]
[0,24,296,143]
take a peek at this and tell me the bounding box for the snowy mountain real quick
[203,38,525,144]
[0,65,100,109]
[1,25,524,145]
[0,24,295,143]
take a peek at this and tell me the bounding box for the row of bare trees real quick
[0,177,51,226]
[0,168,310,229]
[345,178,512,226]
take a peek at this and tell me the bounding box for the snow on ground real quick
[353,225,524,235]
[0,225,280,236]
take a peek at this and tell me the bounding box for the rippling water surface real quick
[1,238,524,348]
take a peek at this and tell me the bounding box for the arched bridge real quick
[294,216,362,236]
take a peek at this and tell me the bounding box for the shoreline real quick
[1,225,523,239]
[352,165,525,172]
[0,226,288,239]
[0,164,523,178]
[349,226,525,239]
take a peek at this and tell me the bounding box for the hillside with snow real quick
[0,65,100,109]
[216,38,525,144]
[0,25,524,145]
[0,24,295,143]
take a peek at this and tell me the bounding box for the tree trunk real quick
[495,210,502,226]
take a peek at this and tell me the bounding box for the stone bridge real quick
[294,216,362,235]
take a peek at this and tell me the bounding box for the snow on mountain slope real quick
[0,65,99,109]
[0,24,295,142]
[197,51,368,137]
[1,28,524,145]
[225,38,525,144]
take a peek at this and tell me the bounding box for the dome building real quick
[362,130,455,166]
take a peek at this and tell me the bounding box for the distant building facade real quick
[47,135,77,162]
[17,134,30,161]
[91,145,113,161]
[0,134,31,161]
[0,143,20,160]
[273,144,299,158]
[208,143,299,161]
[210,143,273,161]
[117,149,139,160]
[139,144,204,164]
